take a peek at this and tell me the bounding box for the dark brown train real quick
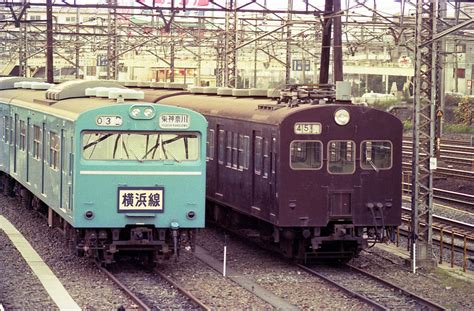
[145,85,403,261]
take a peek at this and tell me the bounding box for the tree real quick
[454,97,474,126]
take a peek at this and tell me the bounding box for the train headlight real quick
[334,109,350,126]
[131,108,141,118]
[144,107,155,118]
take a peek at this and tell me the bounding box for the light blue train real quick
[0,78,207,264]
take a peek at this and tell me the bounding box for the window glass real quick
[361,141,392,170]
[263,139,270,178]
[3,116,8,143]
[33,125,41,159]
[226,131,232,167]
[328,141,355,174]
[206,129,215,160]
[218,130,225,164]
[82,131,200,161]
[19,120,26,151]
[290,141,322,170]
[232,132,238,169]
[254,136,263,175]
[50,131,60,170]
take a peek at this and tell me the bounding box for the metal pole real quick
[319,0,333,84]
[46,0,54,83]
[333,0,343,82]
[285,0,293,84]
[75,7,80,79]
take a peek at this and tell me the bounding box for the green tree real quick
[454,97,474,126]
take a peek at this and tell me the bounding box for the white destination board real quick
[294,122,322,135]
[159,113,190,129]
[118,187,164,212]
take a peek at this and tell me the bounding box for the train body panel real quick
[73,103,206,229]
[158,91,402,259]
[0,80,207,263]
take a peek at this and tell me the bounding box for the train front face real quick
[73,103,207,262]
[280,104,402,258]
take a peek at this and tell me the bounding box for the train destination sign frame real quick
[118,187,164,213]
[294,122,322,135]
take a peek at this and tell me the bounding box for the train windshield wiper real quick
[368,159,380,172]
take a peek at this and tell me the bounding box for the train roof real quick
[154,93,348,125]
[0,88,179,121]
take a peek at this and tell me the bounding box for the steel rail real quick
[296,264,387,311]
[98,266,151,311]
[344,264,447,311]
[153,269,211,311]
[401,206,474,234]
[297,264,446,311]
[402,182,474,208]
[402,162,474,181]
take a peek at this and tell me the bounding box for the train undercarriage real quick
[208,200,396,262]
[1,173,196,266]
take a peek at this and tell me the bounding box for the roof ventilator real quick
[0,77,44,90]
[45,80,126,101]
[85,87,144,102]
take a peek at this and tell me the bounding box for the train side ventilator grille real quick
[330,193,352,217]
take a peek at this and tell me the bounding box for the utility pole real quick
[106,0,118,80]
[411,0,443,272]
[224,0,237,88]
[46,0,53,83]
[319,0,333,84]
[285,0,293,84]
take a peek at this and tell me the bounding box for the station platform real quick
[0,215,81,310]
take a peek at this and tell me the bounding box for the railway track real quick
[99,264,209,310]
[98,266,151,311]
[402,182,474,209]
[298,263,446,310]
[402,162,474,182]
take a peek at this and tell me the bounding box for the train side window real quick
[3,116,8,143]
[254,136,263,175]
[232,132,238,169]
[360,140,392,170]
[19,120,26,151]
[218,129,225,164]
[33,125,41,159]
[239,135,250,170]
[226,131,232,167]
[263,139,270,178]
[328,140,355,174]
[10,117,14,145]
[207,129,215,161]
[271,137,277,174]
[290,141,322,170]
[49,131,60,170]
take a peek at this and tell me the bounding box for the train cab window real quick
[81,131,200,161]
[328,140,355,174]
[33,125,41,159]
[19,120,26,151]
[254,136,263,175]
[206,129,215,161]
[218,130,225,164]
[49,131,60,170]
[290,141,322,170]
[360,141,392,170]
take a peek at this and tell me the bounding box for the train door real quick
[0,108,9,172]
[269,136,277,215]
[215,125,225,197]
[252,131,270,214]
[13,113,18,174]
